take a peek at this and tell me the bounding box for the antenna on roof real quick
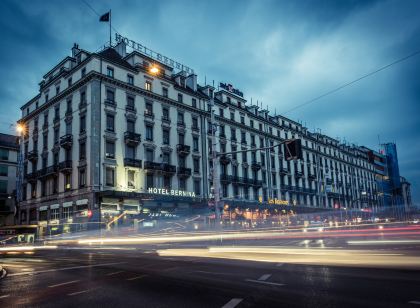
[204,75,207,86]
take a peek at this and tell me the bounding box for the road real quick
[1,235,420,308]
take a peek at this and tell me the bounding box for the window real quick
[80,91,86,104]
[0,149,8,161]
[43,134,48,149]
[240,115,245,124]
[146,125,153,141]
[193,158,199,173]
[80,115,86,133]
[163,129,170,145]
[231,128,236,140]
[0,180,7,193]
[127,96,135,109]
[79,168,86,188]
[127,119,135,133]
[127,74,134,85]
[107,67,114,78]
[178,133,185,145]
[106,89,115,102]
[230,112,234,121]
[106,141,115,159]
[146,174,154,189]
[162,107,169,120]
[81,67,86,77]
[128,170,135,188]
[68,77,72,87]
[227,97,231,104]
[241,131,246,143]
[145,102,153,116]
[126,145,135,159]
[146,149,153,161]
[54,127,59,144]
[219,108,224,118]
[192,98,197,108]
[45,93,49,103]
[194,180,200,195]
[163,176,171,189]
[145,80,152,91]
[0,165,7,176]
[106,167,115,186]
[51,207,60,220]
[65,173,71,190]
[242,151,247,163]
[193,137,199,152]
[79,141,86,160]
[178,93,183,103]
[106,114,115,132]
[192,117,198,129]
[56,86,60,95]
[177,112,184,124]
[163,152,170,164]
[179,178,186,190]
[162,87,168,97]
[63,206,73,219]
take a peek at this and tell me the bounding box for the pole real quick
[109,10,112,47]
[210,98,221,225]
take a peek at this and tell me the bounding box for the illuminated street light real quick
[16,123,25,134]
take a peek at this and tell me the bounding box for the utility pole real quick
[210,98,221,223]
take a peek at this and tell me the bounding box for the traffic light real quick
[284,139,303,161]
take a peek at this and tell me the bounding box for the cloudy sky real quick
[0,0,419,203]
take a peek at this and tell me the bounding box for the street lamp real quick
[149,66,159,75]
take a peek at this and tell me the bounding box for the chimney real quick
[71,43,80,57]
[115,40,127,57]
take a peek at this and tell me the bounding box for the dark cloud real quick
[0,0,418,203]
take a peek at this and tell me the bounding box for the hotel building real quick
[17,37,387,232]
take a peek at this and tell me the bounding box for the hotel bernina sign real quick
[148,187,196,198]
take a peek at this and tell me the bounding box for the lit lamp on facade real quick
[149,65,160,75]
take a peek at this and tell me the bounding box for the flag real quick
[99,12,110,22]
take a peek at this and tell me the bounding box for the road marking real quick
[0,294,10,299]
[276,263,284,267]
[48,280,80,288]
[194,271,240,276]
[408,301,420,305]
[127,275,147,281]
[222,298,243,308]
[258,274,272,281]
[106,271,124,276]
[245,279,284,286]
[68,289,92,296]
[7,262,125,277]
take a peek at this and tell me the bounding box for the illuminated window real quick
[127,170,135,189]
[107,67,114,78]
[145,80,152,91]
[106,167,115,186]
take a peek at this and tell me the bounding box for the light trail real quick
[347,239,420,245]
[0,245,57,252]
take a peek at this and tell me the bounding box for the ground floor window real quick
[63,206,73,219]
[194,180,200,195]
[39,210,48,221]
[127,170,135,189]
[50,208,60,220]
[106,167,115,187]
[65,173,71,191]
[146,174,154,189]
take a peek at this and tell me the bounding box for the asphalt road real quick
[1,243,420,308]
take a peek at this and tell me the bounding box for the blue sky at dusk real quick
[0,0,419,203]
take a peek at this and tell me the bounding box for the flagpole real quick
[109,9,112,47]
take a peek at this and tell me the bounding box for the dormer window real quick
[227,97,231,104]
[107,67,114,78]
[81,67,86,78]
[56,86,60,95]
[68,77,72,87]
[162,87,168,97]
[178,93,183,103]
[127,74,134,85]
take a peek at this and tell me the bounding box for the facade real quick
[0,133,19,226]
[17,39,391,232]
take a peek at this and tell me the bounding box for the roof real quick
[98,48,134,70]
[0,133,19,150]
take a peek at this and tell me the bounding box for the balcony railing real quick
[144,110,154,118]
[162,116,171,123]
[60,134,73,149]
[177,167,192,177]
[27,150,38,161]
[251,161,261,170]
[39,165,59,177]
[280,167,289,175]
[176,144,190,156]
[104,99,116,107]
[125,105,136,112]
[220,174,231,183]
[124,158,142,168]
[58,160,72,172]
[219,155,231,164]
[124,131,141,146]
[65,108,73,117]
[295,171,304,178]
[249,179,263,187]
[177,121,186,128]
[191,125,199,132]
[26,172,38,182]
[144,161,176,174]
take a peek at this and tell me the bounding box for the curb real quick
[0,265,7,280]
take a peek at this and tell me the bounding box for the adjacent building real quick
[0,133,19,226]
[17,36,408,233]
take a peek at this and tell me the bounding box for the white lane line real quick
[0,294,10,299]
[106,271,124,276]
[7,262,125,277]
[194,271,241,276]
[68,289,93,296]
[222,298,243,308]
[245,279,284,287]
[258,274,272,281]
[408,301,420,305]
[48,280,80,288]
[276,263,284,267]
[126,275,147,281]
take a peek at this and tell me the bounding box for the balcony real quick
[281,185,291,191]
[53,116,60,125]
[144,110,154,119]
[250,142,256,148]
[308,173,316,180]
[104,99,116,107]
[58,160,72,173]
[65,108,73,117]
[144,161,176,174]
[191,125,199,132]
[60,134,73,149]
[26,172,38,182]
[280,167,289,175]
[220,174,232,183]
[295,171,304,178]
[124,158,142,168]
[207,128,216,135]
[125,105,136,113]
[79,101,87,110]
[39,165,59,178]
[251,161,261,170]
[178,167,192,177]
[219,155,231,165]
[219,133,226,139]
[241,140,247,145]
[27,150,38,162]
[250,179,263,187]
[176,144,190,156]
[124,131,141,146]
[162,116,171,124]
[177,121,186,128]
